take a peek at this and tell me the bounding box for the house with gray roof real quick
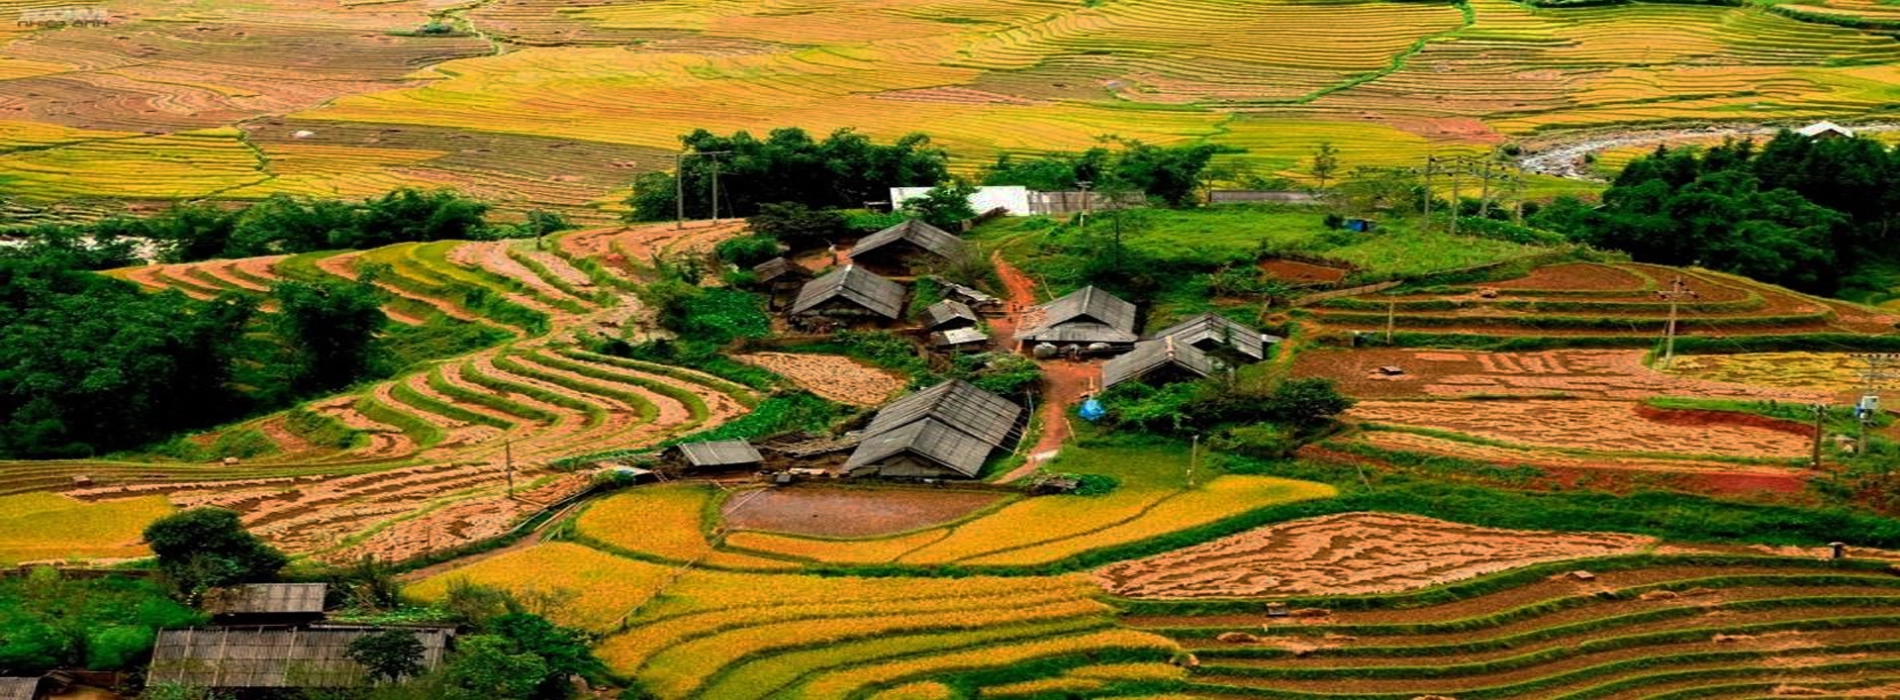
[850,219,969,275]
[843,380,1024,478]
[1151,313,1275,362]
[932,327,989,353]
[149,626,454,690]
[666,440,764,471]
[205,583,327,625]
[790,265,906,322]
[0,678,38,700]
[1102,335,1220,389]
[1014,286,1139,350]
[924,299,979,331]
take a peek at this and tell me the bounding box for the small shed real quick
[1797,121,1855,140]
[931,327,989,353]
[849,219,969,275]
[1014,286,1139,350]
[752,257,812,304]
[204,583,328,625]
[149,626,454,689]
[790,265,906,322]
[0,678,39,700]
[667,440,764,471]
[1151,313,1273,362]
[924,299,979,331]
[933,278,1005,314]
[1102,336,1219,388]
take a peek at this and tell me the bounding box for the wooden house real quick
[1797,121,1855,140]
[924,300,979,331]
[665,440,764,472]
[931,327,989,353]
[149,626,454,690]
[849,220,969,275]
[1102,335,1219,389]
[0,678,39,700]
[843,380,1023,479]
[790,265,906,324]
[752,257,812,308]
[934,278,1005,315]
[1151,313,1275,363]
[204,583,327,626]
[1015,286,1139,354]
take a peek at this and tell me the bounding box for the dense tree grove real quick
[980,139,1238,207]
[1533,131,1900,295]
[623,128,952,221]
[0,243,390,458]
[0,188,551,266]
[142,508,289,597]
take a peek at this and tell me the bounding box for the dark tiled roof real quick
[863,379,1022,447]
[675,440,763,467]
[1016,286,1137,343]
[1152,313,1268,361]
[150,627,453,689]
[925,299,978,329]
[1102,336,1219,388]
[844,418,994,477]
[204,583,327,615]
[751,257,810,283]
[790,265,906,319]
[852,219,968,261]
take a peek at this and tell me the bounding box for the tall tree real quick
[624,128,951,221]
[273,278,389,393]
[1310,141,1340,190]
[142,508,288,597]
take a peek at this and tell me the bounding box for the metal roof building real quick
[1102,336,1219,388]
[846,380,1024,479]
[670,440,764,469]
[1152,313,1273,362]
[205,583,327,617]
[1797,121,1855,139]
[149,627,454,689]
[790,265,906,319]
[1015,286,1138,345]
[925,299,979,330]
[850,219,969,264]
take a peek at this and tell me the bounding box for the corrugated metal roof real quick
[150,627,453,689]
[864,379,1022,447]
[675,440,763,467]
[790,265,906,318]
[844,418,993,477]
[1102,336,1219,388]
[205,583,327,615]
[932,327,989,347]
[1015,286,1137,342]
[752,257,810,282]
[0,678,36,700]
[851,219,968,261]
[1152,313,1267,361]
[925,300,978,329]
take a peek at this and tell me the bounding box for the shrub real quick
[713,234,782,267]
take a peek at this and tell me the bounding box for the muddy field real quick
[722,486,1005,538]
[1096,512,1654,598]
[1488,262,1648,293]
[1349,399,1811,459]
[1296,348,1832,402]
[737,352,906,406]
[1258,258,1348,286]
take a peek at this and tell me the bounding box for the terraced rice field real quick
[1349,399,1812,460]
[1304,263,1899,339]
[48,229,765,562]
[0,492,174,565]
[736,352,907,406]
[1123,555,1900,699]
[7,0,1900,211]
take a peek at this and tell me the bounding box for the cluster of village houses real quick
[665,218,1283,482]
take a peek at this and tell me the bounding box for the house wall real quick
[864,455,964,479]
[891,186,1031,216]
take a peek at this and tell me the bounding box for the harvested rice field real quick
[1296,348,1833,401]
[1348,399,1812,460]
[722,486,1008,538]
[737,352,908,406]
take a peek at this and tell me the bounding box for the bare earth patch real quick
[738,352,906,406]
[723,486,1005,538]
[1095,512,1654,598]
[1348,399,1811,459]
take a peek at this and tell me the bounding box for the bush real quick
[748,202,849,246]
[713,234,781,267]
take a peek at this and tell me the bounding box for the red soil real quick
[992,254,1094,483]
[1489,262,1647,292]
[1258,258,1348,285]
[721,485,1005,538]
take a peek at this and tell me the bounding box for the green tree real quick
[1264,377,1355,430]
[1310,141,1340,190]
[745,202,848,246]
[348,630,427,683]
[273,278,390,393]
[142,508,288,597]
[441,635,547,700]
[622,128,950,221]
[903,180,979,229]
[487,613,603,698]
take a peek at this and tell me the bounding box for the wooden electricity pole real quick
[673,150,730,229]
[1812,403,1828,469]
[504,438,516,497]
[1448,158,1462,237]
[1478,159,1494,220]
[1422,155,1436,223]
[1658,276,1693,368]
[1386,300,1397,344]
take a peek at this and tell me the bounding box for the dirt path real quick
[992,254,1094,483]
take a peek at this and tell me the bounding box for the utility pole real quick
[1385,300,1397,344]
[504,438,516,498]
[1188,434,1199,489]
[1448,157,1462,237]
[1422,155,1436,223]
[1511,166,1526,226]
[1812,403,1828,469]
[673,150,731,230]
[1658,275,1693,368]
[1478,159,1494,220]
[1853,353,1895,453]
[1077,180,1092,228]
